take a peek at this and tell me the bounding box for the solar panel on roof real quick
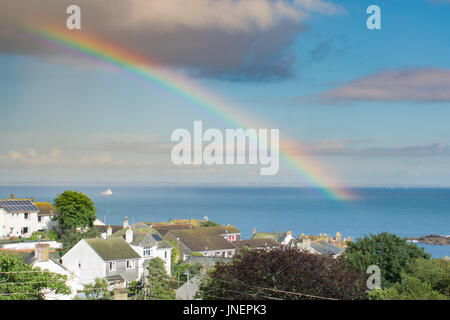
[0,200,38,213]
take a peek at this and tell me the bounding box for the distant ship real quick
[101,188,113,197]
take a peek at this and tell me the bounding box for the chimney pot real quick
[10,194,14,199]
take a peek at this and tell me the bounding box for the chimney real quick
[301,238,311,248]
[31,197,35,202]
[106,225,112,237]
[35,243,50,262]
[123,217,129,229]
[125,227,133,244]
[10,194,14,199]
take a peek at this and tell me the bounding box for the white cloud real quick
[0,148,150,168]
[320,68,450,103]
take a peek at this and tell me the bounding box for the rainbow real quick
[24,23,356,201]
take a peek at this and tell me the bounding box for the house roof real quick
[84,238,141,261]
[183,255,232,270]
[129,232,160,247]
[0,199,39,214]
[206,225,240,235]
[34,202,56,216]
[310,240,343,256]
[110,225,169,249]
[169,228,235,252]
[252,231,290,243]
[157,240,173,249]
[233,238,280,250]
[95,225,124,234]
[152,224,194,236]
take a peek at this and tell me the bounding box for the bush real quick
[342,232,430,287]
[198,248,368,300]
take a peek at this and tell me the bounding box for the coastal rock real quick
[407,234,450,246]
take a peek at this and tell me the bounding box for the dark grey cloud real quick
[0,0,344,82]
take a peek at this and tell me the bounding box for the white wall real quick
[1,241,62,250]
[61,239,105,285]
[130,244,172,277]
[0,209,40,238]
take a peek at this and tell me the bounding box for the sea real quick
[1,185,449,258]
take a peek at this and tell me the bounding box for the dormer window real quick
[143,247,152,257]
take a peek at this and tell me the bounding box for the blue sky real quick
[0,0,449,185]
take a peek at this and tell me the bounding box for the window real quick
[108,261,116,271]
[21,227,29,235]
[164,251,167,259]
[143,247,152,257]
[38,216,42,222]
[24,213,29,220]
[126,260,134,269]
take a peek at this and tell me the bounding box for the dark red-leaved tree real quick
[197,248,368,300]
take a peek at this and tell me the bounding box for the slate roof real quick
[34,202,56,216]
[130,233,160,247]
[169,228,235,252]
[85,238,141,261]
[310,240,343,256]
[157,240,172,249]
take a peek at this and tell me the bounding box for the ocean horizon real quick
[1,185,449,258]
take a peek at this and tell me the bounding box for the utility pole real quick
[183,270,190,300]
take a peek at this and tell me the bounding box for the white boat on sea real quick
[101,188,113,197]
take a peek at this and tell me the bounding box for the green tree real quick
[127,279,144,299]
[342,232,430,287]
[82,278,111,300]
[199,220,220,227]
[0,254,70,300]
[54,191,96,232]
[404,258,450,297]
[368,275,447,300]
[173,262,204,283]
[143,258,174,300]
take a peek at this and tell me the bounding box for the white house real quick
[61,237,141,288]
[0,196,40,238]
[107,223,172,277]
[26,243,83,300]
[120,227,172,277]
[296,238,344,258]
[34,202,58,232]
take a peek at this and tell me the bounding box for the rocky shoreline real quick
[406,234,450,246]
